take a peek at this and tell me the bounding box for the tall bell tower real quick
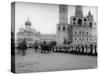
[56,5,71,45]
[75,5,83,18]
[59,5,68,23]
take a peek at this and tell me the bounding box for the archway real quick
[78,19,82,26]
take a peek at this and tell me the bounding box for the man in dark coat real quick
[21,39,27,56]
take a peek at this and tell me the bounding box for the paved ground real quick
[15,49,97,73]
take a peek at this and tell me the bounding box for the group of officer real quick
[53,42,97,56]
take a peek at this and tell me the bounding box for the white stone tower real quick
[56,5,71,45]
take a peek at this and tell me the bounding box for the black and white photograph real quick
[11,2,97,73]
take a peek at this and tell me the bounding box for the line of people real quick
[53,42,97,56]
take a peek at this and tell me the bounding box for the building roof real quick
[40,34,56,40]
[25,18,31,26]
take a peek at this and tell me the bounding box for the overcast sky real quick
[15,2,97,36]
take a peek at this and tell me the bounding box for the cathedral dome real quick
[25,18,31,26]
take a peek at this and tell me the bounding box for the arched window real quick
[73,17,76,21]
[58,26,60,31]
[78,19,82,26]
[90,22,92,27]
[63,26,66,31]
[84,18,87,21]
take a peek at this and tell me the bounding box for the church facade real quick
[17,5,97,46]
[56,5,97,45]
[16,18,40,46]
[70,6,96,44]
[16,18,56,47]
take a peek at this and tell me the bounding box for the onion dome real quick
[25,17,31,26]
